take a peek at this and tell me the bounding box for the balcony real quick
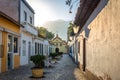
[21,21,37,36]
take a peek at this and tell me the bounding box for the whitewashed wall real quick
[20,32,33,65]
[77,0,120,79]
[43,40,49,56]
[20,0,37,36]
[20,0,37,65]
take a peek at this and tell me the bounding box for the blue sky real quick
[26,0,79,26]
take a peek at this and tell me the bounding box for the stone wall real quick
[85,0,120,80]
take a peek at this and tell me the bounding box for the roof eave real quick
[74,0,100,33]
[0,11,21,26]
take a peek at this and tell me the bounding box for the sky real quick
[26,0,79,26]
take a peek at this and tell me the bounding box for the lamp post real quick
[69,36,73,41]
[73,25,79,34]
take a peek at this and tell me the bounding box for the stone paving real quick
[0,54,87,80]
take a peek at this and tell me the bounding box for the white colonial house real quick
[20,0,37,65]
[34,35,56,57]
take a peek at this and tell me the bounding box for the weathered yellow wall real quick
[14,55,20,69]
[0,16,20,72]
[0,16,20,34]
[85,0,120,80]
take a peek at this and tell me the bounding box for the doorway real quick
[75,40,78,64]
[28,41,31,63]
[8,35,13,70]
[55,48,59,53]
[83,38,86,71]
[0,31,2,72]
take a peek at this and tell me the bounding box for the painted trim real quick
[21,0,35,14]
[0,27,3,31]
[4,28,20,37]
[7,34,14,70]
[78,0,108,37]
[0,27,20,37]
[0,11,20,26]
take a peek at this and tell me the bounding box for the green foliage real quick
[37,27,54,40]
[46,31,54,40]
[67,22,75,41]
[67,22,74,36]
[30,55,46,68]
[37,27,47,38]
[50,52,63,59]
[58,52,63,55]
[49,53,58,59]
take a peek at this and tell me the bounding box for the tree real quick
[46,31,54,40]
[37,27,54,40]
[67,22,74,41]
[37,27,46,38]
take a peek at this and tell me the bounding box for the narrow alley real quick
[0,0,120,80]
[0,54,86,80]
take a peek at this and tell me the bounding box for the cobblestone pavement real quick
[0,54,86,80]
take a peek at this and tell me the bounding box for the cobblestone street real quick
[0,54,86,80]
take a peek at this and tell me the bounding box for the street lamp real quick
[73,25,79,34]
[69,36,73,41]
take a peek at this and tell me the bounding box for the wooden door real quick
[83,38,86,71]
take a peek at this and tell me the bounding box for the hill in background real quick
[43,19,70,41]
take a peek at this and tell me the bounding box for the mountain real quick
[43,20,70,41]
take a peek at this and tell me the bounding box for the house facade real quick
[50,34,68,53]
[0,12,20,73]
[0,0,54,73]
[69,0,120,80]
[20,0,37,65]
[34,36,54,57]
[0,0,20,73]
